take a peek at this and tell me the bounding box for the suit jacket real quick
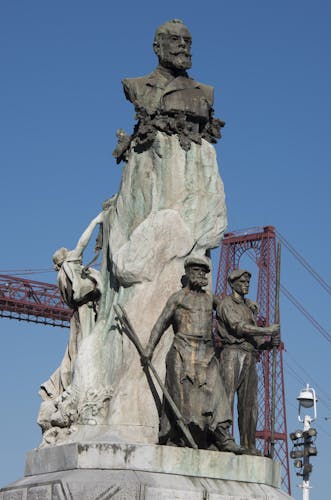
[122,66,214,120]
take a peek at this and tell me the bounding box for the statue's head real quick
[52,247,70,271]
[153,19,192,71]
[184,255,210,290]
[228,269,251,296]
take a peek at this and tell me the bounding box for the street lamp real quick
[297,385,317,422]
[290,384,318,500]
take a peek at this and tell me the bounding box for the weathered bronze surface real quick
[215,270,280,455]
[146,257,241,453]
[113,19,224,162]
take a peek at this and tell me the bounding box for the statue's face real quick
[231,274,250,296]
[154,24,192,71]
[187,265,209,289]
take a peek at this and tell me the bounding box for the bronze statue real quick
[215,270,280,455]
[113,19,224,160]
[145,257,242,453]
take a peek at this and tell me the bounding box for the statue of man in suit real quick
[113,19,224,160]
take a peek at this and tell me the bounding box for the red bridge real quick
[0,274,71,328]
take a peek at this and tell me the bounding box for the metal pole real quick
[302,415,311,500]
[270,242,281,458]
[302,481,310,500]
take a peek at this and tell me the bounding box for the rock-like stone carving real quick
[77,387,113,425]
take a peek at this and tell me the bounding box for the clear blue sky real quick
[1,1,330,498]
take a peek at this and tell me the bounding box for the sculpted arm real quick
[218,301,279,340]
[71,212,103,260]
[145,295,177,359]
[243,299,280,346]
[238,322,280,338]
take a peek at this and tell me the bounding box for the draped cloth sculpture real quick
[38,19,227,446]
[38,214,103,444]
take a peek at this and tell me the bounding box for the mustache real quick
[191,277,208,285]
[170,51,191,57]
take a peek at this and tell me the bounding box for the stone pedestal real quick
[0,443,293,499]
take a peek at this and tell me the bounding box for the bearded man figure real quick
[145,257,242,453]
[114,18,223,160]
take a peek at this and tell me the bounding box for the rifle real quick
[114,304,198,450]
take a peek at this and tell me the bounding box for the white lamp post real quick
[294,384,318,500]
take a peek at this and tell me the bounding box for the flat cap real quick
[228,269,251,283]
[184,255,210,273]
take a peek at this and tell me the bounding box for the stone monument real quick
[0,19,293,499]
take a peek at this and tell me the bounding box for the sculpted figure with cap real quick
[215,270,280,455]
[145,257,242,453]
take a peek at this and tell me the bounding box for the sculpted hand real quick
[266,323,280,336]
[142,343,153,366]
[271,334,281,347]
